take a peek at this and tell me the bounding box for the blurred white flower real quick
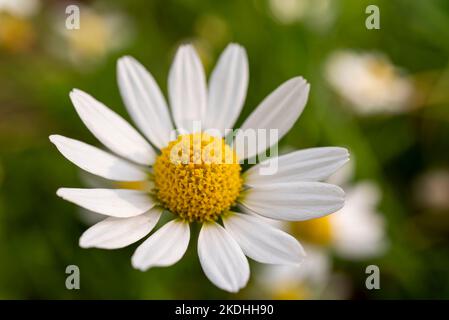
[268,0,335,30]
[257,245,331,299]
[269,0,308,23]
[330,182,388,259]
[414,169,449,211]
[50,5,133,67]
[325,50,413,115]
[0,0,39,17]
[0,0,39,52]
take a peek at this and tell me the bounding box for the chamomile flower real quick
[325,50,412,115]
[0,0,39,18]
[257,245,332,299]
[50,43,348,292]
[268,0,336,31]
[50,5,133,67]
[0,0,39,53]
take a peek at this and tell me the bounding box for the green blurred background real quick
[1,0,449,299]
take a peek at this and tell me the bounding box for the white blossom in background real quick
[0,0,39,52]
[413,169,449,211]
[330,181,388,259]
[0,0,39,17]
[257,245,332,299]
[326,161,388,260]
[50,5,133,67]
[325,50,413,115]
[268,0,336,31]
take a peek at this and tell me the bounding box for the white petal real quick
[198,222,249,293]
[240,182,345,221]
[79,207,163,249]
[49,135,147,181]
[117,56,174,149]
[205,44,248,135]
[223,212,305,265]
[236,204,288,230]
[131,219,190,271]
[56,188,155,217]
[69,89,156,165]
[244,147,350,186]
[168,44,207,133]
[233,77,310,160]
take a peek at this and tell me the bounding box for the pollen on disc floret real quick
[153,133,242,222]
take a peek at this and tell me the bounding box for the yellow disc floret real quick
[291,216,333,246]
[153,133,242,222]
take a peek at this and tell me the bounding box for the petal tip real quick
[131,258,149,272]
[117,55,135,66]
[70,88,83,96]
[292,76,308,85]
[79,237,91,249]
[48,134,60,144]
[227,42,242,50]
[56,188,65,198]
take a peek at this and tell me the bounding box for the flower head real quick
[325,50,412,115]
[50,5,133,66]
[0,0,39,52]
[50,43,348,292]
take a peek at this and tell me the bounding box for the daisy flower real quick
[50,43,349,292]
[257,244,332,299]
[0,0,39,53]
[50,5,133,67]
[325,50,412,115]
[0,0,39,18]
[269,0,336,31]
[414,169,449,211]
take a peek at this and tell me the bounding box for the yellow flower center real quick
[272,285,312,300]
[153,133,242,222]
[292,216,333,246]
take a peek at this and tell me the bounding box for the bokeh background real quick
[1,0,449,299]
